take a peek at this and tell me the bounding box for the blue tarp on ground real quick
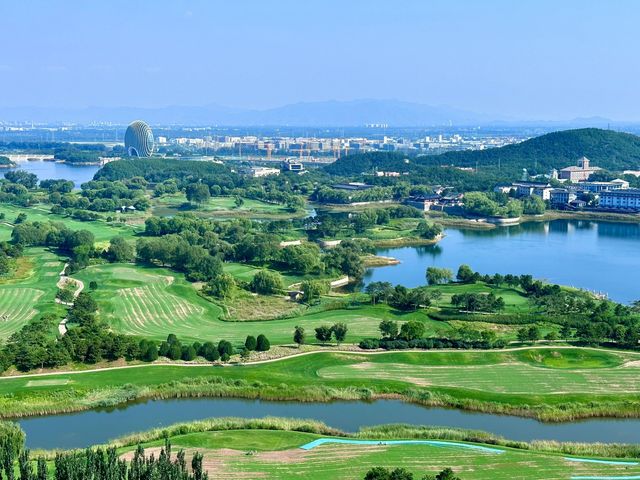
[566,458,638,466]
[299,437,505,453]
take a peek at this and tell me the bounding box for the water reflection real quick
[597,221,640,239]
[366,220,640,303]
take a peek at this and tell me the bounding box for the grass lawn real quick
[317,349,638,395]
[363,218,421,240]
[124,428,640,480]
[157,429,318,451]
[152,194,310,220]
[3,347,640,420]
[223,262,308,287]
[71,263,440,343]
[0,248,66,340]
[428,282,531,314]
[0,203,140,245]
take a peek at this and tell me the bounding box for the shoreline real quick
[8,158,103,166]
[4,376,640,424]
[430,209,640,229]
[4,345,640,423]
[106,418,640,459]
[370,235,442,247]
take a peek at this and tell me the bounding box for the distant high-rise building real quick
[124,120,154,157]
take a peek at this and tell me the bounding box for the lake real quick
[365,220,640,304]
[5,160,99,188]
[16,397,640,450]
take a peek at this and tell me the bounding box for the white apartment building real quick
[599,189,640,210]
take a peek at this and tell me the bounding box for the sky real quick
[1,0,640,120]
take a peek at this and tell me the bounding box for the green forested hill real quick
[324,151,412,176]
[432,128,640,171]
[95,157,237,183]
[325,128,640,177]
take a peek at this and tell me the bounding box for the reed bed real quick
[104,419,640,459]
[4,375,640,423]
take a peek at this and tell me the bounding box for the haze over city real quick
[2,0,640,122]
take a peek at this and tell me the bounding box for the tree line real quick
[364,466,462,480]
[359,318,505,351]
[0,428,208,480]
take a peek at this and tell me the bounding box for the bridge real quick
[4,154,55,162]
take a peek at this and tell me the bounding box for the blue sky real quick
[1,0,639,120]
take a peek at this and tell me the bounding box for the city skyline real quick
[2,0,640,121]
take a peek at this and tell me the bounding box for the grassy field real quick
[120,428,640,480]
[0,203,140,245]
[0,248,65,340]
[71,263,440,343]
[223,262,309,287]
[428,282,531,314]
[3,347,640,420]
[151,194,309,220]
[100,419,640,479]
[318,349,640,395]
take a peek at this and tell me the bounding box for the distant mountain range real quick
[0,100,620,127]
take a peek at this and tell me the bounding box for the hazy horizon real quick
[3,1,640,121]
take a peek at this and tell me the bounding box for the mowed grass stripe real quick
[119,288,147,330]
[150,283,203,325]
[318,360,640,394]
[0,287,44,339]
[116,282,204,335]
[70,264,464,343]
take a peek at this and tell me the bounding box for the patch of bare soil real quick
[121,448,266,480]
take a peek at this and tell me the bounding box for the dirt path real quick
[56,263,85,336]
[0,344,634,381]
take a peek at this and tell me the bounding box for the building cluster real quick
[239,159,306,178]
[497,156,640,211]
[157,133,523,159]
[404,188,464,211]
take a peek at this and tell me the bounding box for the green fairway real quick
[317,352,638,395]
[428,282,531,314]
[72,263,437,343]
[3,347,640,420]
[223,262,307,287]
[0,203,140,244]
[0,287,44,338]
[152,194,309,219]
[0,249,65,340]
[116,427,640,480]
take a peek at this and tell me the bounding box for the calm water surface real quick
[365,220,640,303]
[5,161,99,187]
[16,398,640,450]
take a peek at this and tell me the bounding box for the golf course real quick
[3,347,640,422]
[1,156,640,480]
[108,422,640,480]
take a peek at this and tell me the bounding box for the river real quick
[365,220,640,304]
[16,397,640,450]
